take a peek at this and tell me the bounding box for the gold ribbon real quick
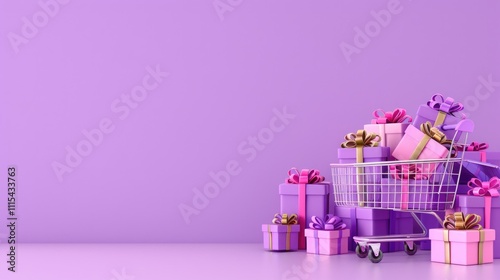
[442,212,484,264]
[269,214,298,250]
[410,122,453,160]
[268,225,273,250]
[341,130,380,207]
[434,111,447,127]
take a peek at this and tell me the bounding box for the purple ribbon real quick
[427,93,465,116]
[455,142,489,152]
[371,108,412,124]
[309,215,346,230]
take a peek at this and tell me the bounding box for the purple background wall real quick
[0,0,499,243]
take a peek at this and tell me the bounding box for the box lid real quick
[456,195,500,208]
[337,146,390,160]
[261,224,300,233]
[304,228,350,239]
[429,228,495,242]
[364,123,409,134]
[355,208,390,220]
[279,182,331,195]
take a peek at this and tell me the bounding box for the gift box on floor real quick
[388,211,416,252]
[416,211,446,250]
[412,94,465,140]
[363,108,412,161]
[305,215,350,255]
[450,177,500,258]
[334,206,390,252]
[262,214,300,251]
[280,168,331,249]
[430,212,495,265]
[338,130,390,207]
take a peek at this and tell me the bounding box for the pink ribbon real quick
[455,142,489,152]
[309,215,346,230]
[427,93,465,116]
[467,177,500,229]
[286,168,325,249]
[371,108,413,124]
[390,165,428,210]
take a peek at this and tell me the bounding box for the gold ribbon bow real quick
[268,214,298,251]
[410,122,455,160]
[442,212,484,264]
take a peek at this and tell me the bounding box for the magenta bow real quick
[389,164,428,180]
[427,94,465,116]
[467,177,500,197]
[309,215,346,230]
[371,108,413,124]
[286,168,325,184]
[455,142,489,152]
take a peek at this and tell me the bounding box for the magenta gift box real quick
[412,104,463,141]
[261,224,300,251]
[337,147,390,207]
[305,229,350,255]
[334,206,391,252]
[392,125,450,173]
[364,123,408,161]
[388,211,415,252]
[416,211,446,250]
[452,195,500,258]
[380,177,455,211]
[430,228,495,265]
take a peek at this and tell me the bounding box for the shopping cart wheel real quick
[404,242,418,255]
[368,248,383,263]
[355,244,369,258]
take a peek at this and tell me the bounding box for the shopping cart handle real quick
[441,119,474,133]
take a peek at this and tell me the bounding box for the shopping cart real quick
[331,119,474,263]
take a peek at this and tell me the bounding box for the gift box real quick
[416,211,446,250]
[262,214,300,251]
[334,206,390,252]
[338,130,390,207]
[452,144,500,186]
[430,212,495,265]
[364,108,412,161]
[392,122,453,173]
[412,94,465,140]
[305,215,350,255]
[450,177,500,258]
[388,211,416,252]
[280,168,331,249]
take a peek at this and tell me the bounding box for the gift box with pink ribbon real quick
[279,168,331,250]
[412,94,466,140]
[262,214,300,251]
[305,215,350,255]
[452,142,500,188]
[450,177,500,258]
[430,212,495,265]
[364,108,412,161]
[337,130,390,207]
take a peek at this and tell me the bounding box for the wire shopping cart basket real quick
[330,120,474,263]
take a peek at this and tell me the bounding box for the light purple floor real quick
[0,244,499,280]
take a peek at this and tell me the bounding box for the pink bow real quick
[371,108,413,124]
[286,168,325,184]
[467,177,500,197]
[389,164,428,180]
[427,93,465,116]
[455,142,489,152]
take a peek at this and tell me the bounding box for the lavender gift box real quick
[415,211,446,250]
[453,149,500,186]
[412,94,465,141]
[388,211,416,252]
[305,215,350,255]
[261,224,300,251]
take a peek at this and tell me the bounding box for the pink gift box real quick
[392,125,450,172]
[364,123,409,161]
[261,224,300,251]
[430,228,495,265]
[305,228,350,255]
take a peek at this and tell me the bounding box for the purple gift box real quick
[412,94,465,141]
[334,206,390,252]
[452,194,500,258]
[388,211,416,252]
[261,224,300,251]
[415,211,446,250]
[453,151,500,185]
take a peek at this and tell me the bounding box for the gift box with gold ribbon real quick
[304,215,350,255]
[262,214,300,251]
[430,212,495,265]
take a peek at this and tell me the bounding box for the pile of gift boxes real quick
[261,94,500,265]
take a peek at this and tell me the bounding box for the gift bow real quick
[286,168,325,184]
[420,122,457,157]
[371,108,413,124]
[455,142,489,152]
[340,130,380,148]
[443,212,482,230]
[389,164,428,180]
[467,177,500,197]
[309,215,346,230]
[272,213,298,225]
[427,94,464,115]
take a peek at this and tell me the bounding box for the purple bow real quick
[286,168,325,184]
[427,94,465,116]
[309,215,346,230]
[455,141,489,152]
[371,108,412,124]
[467,177,500,197]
